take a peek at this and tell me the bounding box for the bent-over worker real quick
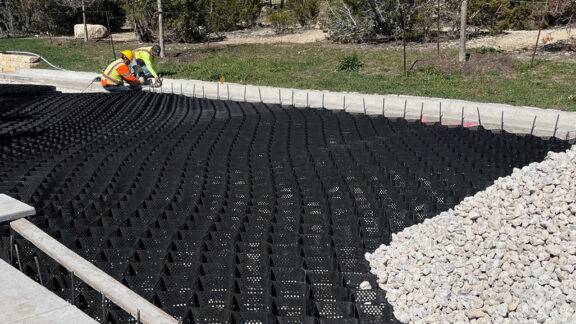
[131,45,161,86]
[101,50,140,92]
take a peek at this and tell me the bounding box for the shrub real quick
[335,53,363,72]
[290,0,320,27]
[269,8,296,33]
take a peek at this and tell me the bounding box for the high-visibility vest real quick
[101,59,134,87]
[134,47,153,60]
[133,47,159,78]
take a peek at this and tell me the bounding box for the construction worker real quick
[131,45,162,86]
[101,50,140,92]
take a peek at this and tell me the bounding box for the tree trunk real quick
[458,0,468,62]
[157,0,165,58]
[82,0,88,42]
[402,9,407,77]
[437,0,440,56]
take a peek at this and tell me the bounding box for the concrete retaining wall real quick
[0,54,40,72]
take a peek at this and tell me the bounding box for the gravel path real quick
[366,145,576,323]
[467,27,575,51]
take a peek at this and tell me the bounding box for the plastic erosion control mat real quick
[0,85,570,323]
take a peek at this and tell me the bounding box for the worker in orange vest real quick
[101,50,141,92]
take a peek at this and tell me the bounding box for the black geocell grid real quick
[0,85,570,323]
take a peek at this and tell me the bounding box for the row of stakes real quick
[144,82,567,138]
[6,234,184,324]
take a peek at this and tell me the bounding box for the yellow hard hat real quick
[121,50,133,62]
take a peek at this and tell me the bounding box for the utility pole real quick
[458,0,468,62]
[157,0,165,57]
[82,0,88,42]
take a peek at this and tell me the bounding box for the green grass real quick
[1,38,575,110]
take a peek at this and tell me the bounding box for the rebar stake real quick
[461,107,465,125]
[227,84,230,101]
[217,83,220,100]
[553,114,560,138]
[101,292,106,324]
[363,98,367,114]
[34,255,43,285]
[501,111,504,132]
[477,107,482,126]
[420,102,424,121]
[9,235,13,264]
[291,90,294,106]
[343,96,346,111]
[71,271,75,306]
[202,85,205,98]
[171,83,173,94]
[193,84,196,97]
[322,93,325,109]
[259,88,262,103]
[137,309,140,324]
[531,116,537,135]
[278,89,281,105]
[306,92,309,108]
[403,99,407,119]
[180,84,183,96]
[439,102,442,124]
[244,87,247,102]
[14,244,22,272]
[382,97,386,116]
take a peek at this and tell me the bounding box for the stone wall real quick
[0,54,40,72]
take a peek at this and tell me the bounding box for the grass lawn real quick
[1,38,575,110]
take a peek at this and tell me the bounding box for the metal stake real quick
[291,90,294,106]
[501,111,504,131]
[477,107,482,126]
[306,92,309,108]
[14,244,22,272]
[193,84,196,97]
[461,107,465,125]
[322,93,325,109]
[34,256,43,285]
[180,84,183,96]
[363,98,367,114]
[278,89,281,105]
[171,83,173,94]
[259,88,262,102]
[71,271,75,305]
[9,235,13,264]
[244,87,247,102]
[530,116,537,135]
[217,82,220,100]
[553,114,560,138]
[101,292,106,324]
[439,102,442,124]
[137,309,141,324]
[343,96,346,111]
[420,102,424,121]
[227,85,230,101]
[382,97,386,116]
[202,85,205,98]
[403,99,407,118]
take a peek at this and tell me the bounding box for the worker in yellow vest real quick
[131,45,161,86]
[101,50,140,92]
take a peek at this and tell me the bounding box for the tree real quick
[459,0,467,62]
[57,0,101,42]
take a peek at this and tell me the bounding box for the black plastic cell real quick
[0,86,571,323]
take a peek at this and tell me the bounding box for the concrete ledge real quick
[0,259,97,323]
[0,193,35,223]
[1,68,575,140]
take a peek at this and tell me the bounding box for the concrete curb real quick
[2,68,575,140]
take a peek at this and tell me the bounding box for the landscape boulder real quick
[74,24,109,39]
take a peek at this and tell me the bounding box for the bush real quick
[290,0,320,27]
[269,8,296,33]
[335,53,363,72]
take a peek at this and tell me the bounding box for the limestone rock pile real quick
[366,145,576,323]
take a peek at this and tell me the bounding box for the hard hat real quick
[121,50,134,62]
[152,45,161,56]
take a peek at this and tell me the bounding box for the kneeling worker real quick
[101,50,140,92]
[131,45,161,86]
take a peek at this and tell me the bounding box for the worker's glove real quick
[129,83,142,91]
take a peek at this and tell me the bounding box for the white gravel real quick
[366,145,576,323]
